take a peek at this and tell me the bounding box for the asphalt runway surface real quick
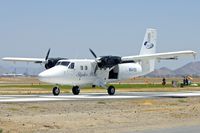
[1,91,200,102]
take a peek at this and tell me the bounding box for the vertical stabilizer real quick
[140,29,157,75]
[140,28,157,55]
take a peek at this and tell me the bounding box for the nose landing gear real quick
[52,87,60,96]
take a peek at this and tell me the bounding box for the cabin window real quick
[80,66,83,70]
[68,63,75,69]
[85,66,88,70]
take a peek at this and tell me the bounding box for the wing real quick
[121,50,196,62]
[2,57,46,63]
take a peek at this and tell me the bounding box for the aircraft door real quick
[109,65,119,79]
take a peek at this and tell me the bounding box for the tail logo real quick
[144,41,154,49]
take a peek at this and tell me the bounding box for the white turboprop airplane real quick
[2,29,196,96]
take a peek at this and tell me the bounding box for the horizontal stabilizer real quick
[122,50,196,62]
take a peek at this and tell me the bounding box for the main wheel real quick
[72,86,80,95]
[107,86,115,95]
[52,87,60,96]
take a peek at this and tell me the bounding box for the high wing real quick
[121,50,196,62]
[2,57,45,63]
[2,49,67,69]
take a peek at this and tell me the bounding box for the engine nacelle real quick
[97,56,121,68]
[45,58,67,69]
[118,63,142,80]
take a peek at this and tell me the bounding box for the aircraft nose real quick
[38,71,47,78]
[38,66,66,83]
[38,70,50,82]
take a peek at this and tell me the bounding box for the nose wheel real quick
[72,86,80,95]
[52,87,60,96]
[107,85,115,95]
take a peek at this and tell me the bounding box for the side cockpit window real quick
[56,62,61,65]
[61,62,70,66]
[68,62,75,69]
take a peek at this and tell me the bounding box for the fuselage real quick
[38,59,143,87]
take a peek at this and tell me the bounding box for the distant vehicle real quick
[2,29,196,96]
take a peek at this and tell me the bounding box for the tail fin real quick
[140,29,157,75]
[140,28,157,55]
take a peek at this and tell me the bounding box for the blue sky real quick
[0,0,199,69]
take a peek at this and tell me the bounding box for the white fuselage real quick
[38,59,143,87]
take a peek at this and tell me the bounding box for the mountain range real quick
[147,61,200,77]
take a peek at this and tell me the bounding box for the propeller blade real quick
[45,48,51,60]
[89,48,97,58]
[94,64,98,75]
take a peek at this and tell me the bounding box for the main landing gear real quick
[72,86,80,95]
[107,85,115,95]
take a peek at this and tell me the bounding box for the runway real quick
[1,91,200,102]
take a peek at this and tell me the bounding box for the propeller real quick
[37,48,68,69]
[45,48,51,60]
[89,48,97,58]
[44,48,65,69]
[89,48,99,75]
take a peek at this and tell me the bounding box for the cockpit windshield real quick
[56,61,70,67]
